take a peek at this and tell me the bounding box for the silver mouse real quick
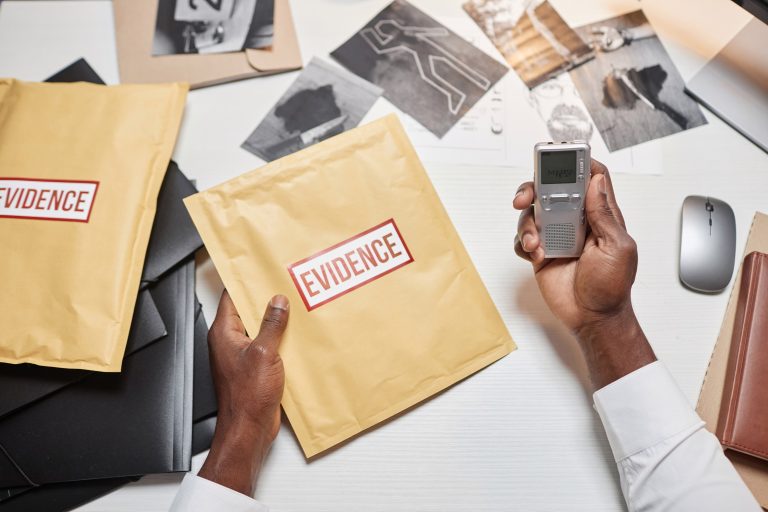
[679,195,737,293]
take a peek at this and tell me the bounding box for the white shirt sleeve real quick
[170,361,759,511]
[169,474,269,512]
[593,361,761,512]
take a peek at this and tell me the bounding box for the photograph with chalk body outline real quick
[331,0,508,138]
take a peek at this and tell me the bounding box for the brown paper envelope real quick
[185,115,516,457]
[114,0,303,89]
[697,212,768,507]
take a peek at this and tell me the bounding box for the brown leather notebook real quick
[717,251,768,460]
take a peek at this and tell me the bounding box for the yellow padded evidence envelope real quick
[0,79,187,372]
[185,115,515,457]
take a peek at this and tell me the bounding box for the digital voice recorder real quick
[534,141,591,258]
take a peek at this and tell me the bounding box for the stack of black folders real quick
[0,59,219,512]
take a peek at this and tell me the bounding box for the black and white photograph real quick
[241,57,382,162]
[569,10,707,152]
[528,74,594,143]
[464,0,594,89]
[153,0,274,55]
[330,0,508,138]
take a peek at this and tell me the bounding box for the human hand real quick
[514,160,637,333]
[513,160,654,388]
[198,292,289,496]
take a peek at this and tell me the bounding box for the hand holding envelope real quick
[185,115,516,457]
[197,292,290,496]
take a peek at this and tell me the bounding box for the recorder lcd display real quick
[541,150,577,184]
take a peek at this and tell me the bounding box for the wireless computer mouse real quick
[679,195,737,293]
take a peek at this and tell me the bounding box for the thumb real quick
[255,295,290,351]
[586,174,622,243]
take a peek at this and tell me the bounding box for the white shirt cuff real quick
[593,361,702,462]
[169,474,269,512]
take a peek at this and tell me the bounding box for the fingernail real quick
[597,175,606,195]
[522,233,534,252]
[269,295,289,311]
[514,189,523,199]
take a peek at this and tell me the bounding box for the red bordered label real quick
[288,219,414,311]
[0,178,99,223]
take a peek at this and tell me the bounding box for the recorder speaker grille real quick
[544,223,576,251]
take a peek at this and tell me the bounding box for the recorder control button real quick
[570,194,581,202]
[549,193,569,203]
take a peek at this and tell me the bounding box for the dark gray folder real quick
[0,289,166,419]
[0,282,216,511]
[0,261,195,487]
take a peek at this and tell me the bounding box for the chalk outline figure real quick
[360,20,491,115]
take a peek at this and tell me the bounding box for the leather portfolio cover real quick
[717,251,768,460]
[698,212,768,508]
[113,0,303,89]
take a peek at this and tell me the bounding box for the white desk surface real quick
[1,0,766,510]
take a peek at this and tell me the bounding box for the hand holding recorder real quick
[513,158,640,337]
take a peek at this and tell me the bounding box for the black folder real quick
[0,289,166,419]
[142,161,203,285]
[0,289,217,512]
[0,260,195,487]
[193,298,218,424]
[44,58,105,85]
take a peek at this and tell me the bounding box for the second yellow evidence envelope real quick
[0,79,187,372]
[185,115,515,457]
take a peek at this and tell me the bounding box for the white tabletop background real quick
[0,0,766,510]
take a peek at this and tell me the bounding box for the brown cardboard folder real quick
[114,0,303,88]
[698,212,768,508]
